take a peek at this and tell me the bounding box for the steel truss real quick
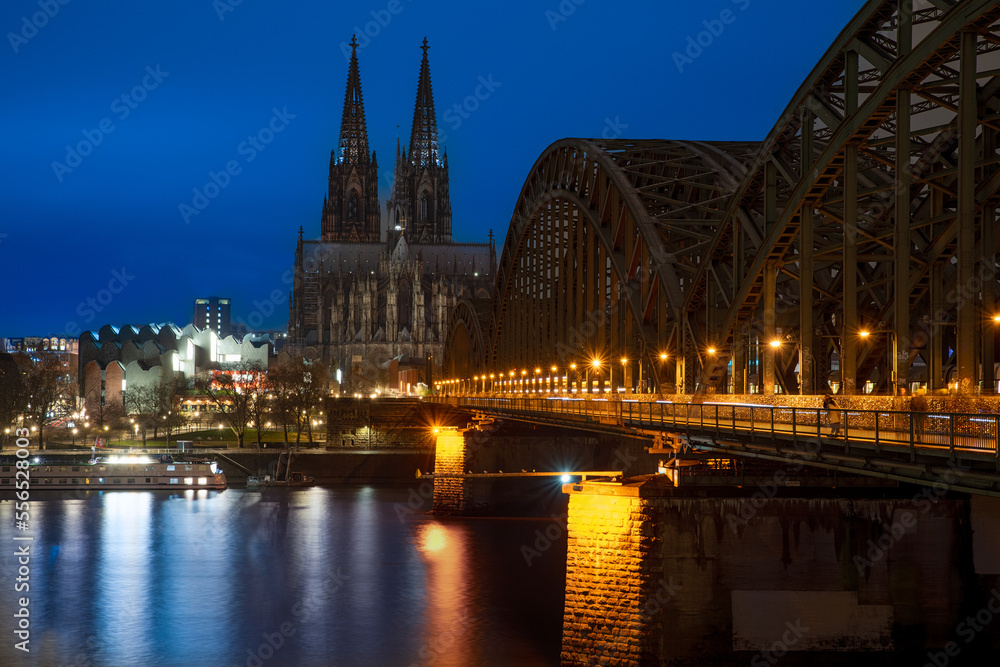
[472,0,1000,397]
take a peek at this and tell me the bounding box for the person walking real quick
[910,390,928,441]
[823,394,841,437]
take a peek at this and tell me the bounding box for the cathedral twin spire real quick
[338,35,370,165]
[408,37,439,169]
[324,36,452,245]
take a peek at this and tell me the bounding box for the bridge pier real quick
[429,424,659,516]
[431,428,470,515]
[561,477,1000,665]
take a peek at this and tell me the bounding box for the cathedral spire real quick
[408,37,439,169]
[339,35,369,165]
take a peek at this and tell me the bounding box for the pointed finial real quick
[421,37,429,55]
[299,225,304,240]
[351,35,358,53]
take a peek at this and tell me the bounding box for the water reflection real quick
[414,521,476,666]
[97,492,153,665]
[0,487,565,666]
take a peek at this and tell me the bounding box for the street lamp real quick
[620,357,627,393]
[590,358,601,393]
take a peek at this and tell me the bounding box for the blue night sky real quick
[0,0,865,337]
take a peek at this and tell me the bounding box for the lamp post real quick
[858,328,898,394]
[620,357,627,394]
[589,359,601,394]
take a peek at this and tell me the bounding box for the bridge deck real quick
[433,396,1000,496]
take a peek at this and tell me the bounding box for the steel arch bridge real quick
[446,0,1000,397]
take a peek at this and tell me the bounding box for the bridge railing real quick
[434,396,1000,464]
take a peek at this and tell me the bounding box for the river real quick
[0,486,567,667]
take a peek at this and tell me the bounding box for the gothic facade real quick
[288,38,495,391]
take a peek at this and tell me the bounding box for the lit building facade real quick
[193,297,232,338]
[288,38,495,390]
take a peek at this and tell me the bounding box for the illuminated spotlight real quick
[707,347,716,355]
[659,352,667,360]
[859,330,870,338]
[432,427,440,434]
[994,314,1000,323]
[769,339,782,348]
[560,473,571,483]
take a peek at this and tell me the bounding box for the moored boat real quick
[0,454,227,491]
[264,471,315,487]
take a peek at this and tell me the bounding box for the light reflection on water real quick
[0,487,565,667]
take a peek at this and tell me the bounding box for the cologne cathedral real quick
[288,37,495,390]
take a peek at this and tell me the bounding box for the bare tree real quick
[244,371,268,450]
[0,353,27,442]
[266,361,301,444]
[14,351,73,450]
[292,360,328,446]
[203,362,266,449]
[86,390,125,445]
[123,385,158,447]
[155,380,186,447]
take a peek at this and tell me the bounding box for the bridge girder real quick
[485,139,757,392]
[688,0,1000,395]
[475,0,1000,398]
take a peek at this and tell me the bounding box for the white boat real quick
[246,475,270,488]
[0,455,227,491]
[264,471,315,487]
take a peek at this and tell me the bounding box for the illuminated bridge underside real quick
[433,396,1000,497]
[477,0,1000,396]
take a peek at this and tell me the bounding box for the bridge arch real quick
[472,0,1000,398]
[443,298,490,384]
[486,138,758,392]
[684,0,1000,395]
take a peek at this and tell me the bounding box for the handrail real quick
[429,395,1000,467]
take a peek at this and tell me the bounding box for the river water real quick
[0,487,567,667]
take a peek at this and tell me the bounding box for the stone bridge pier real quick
[560,478,1000,666]
[429,424,660,516]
